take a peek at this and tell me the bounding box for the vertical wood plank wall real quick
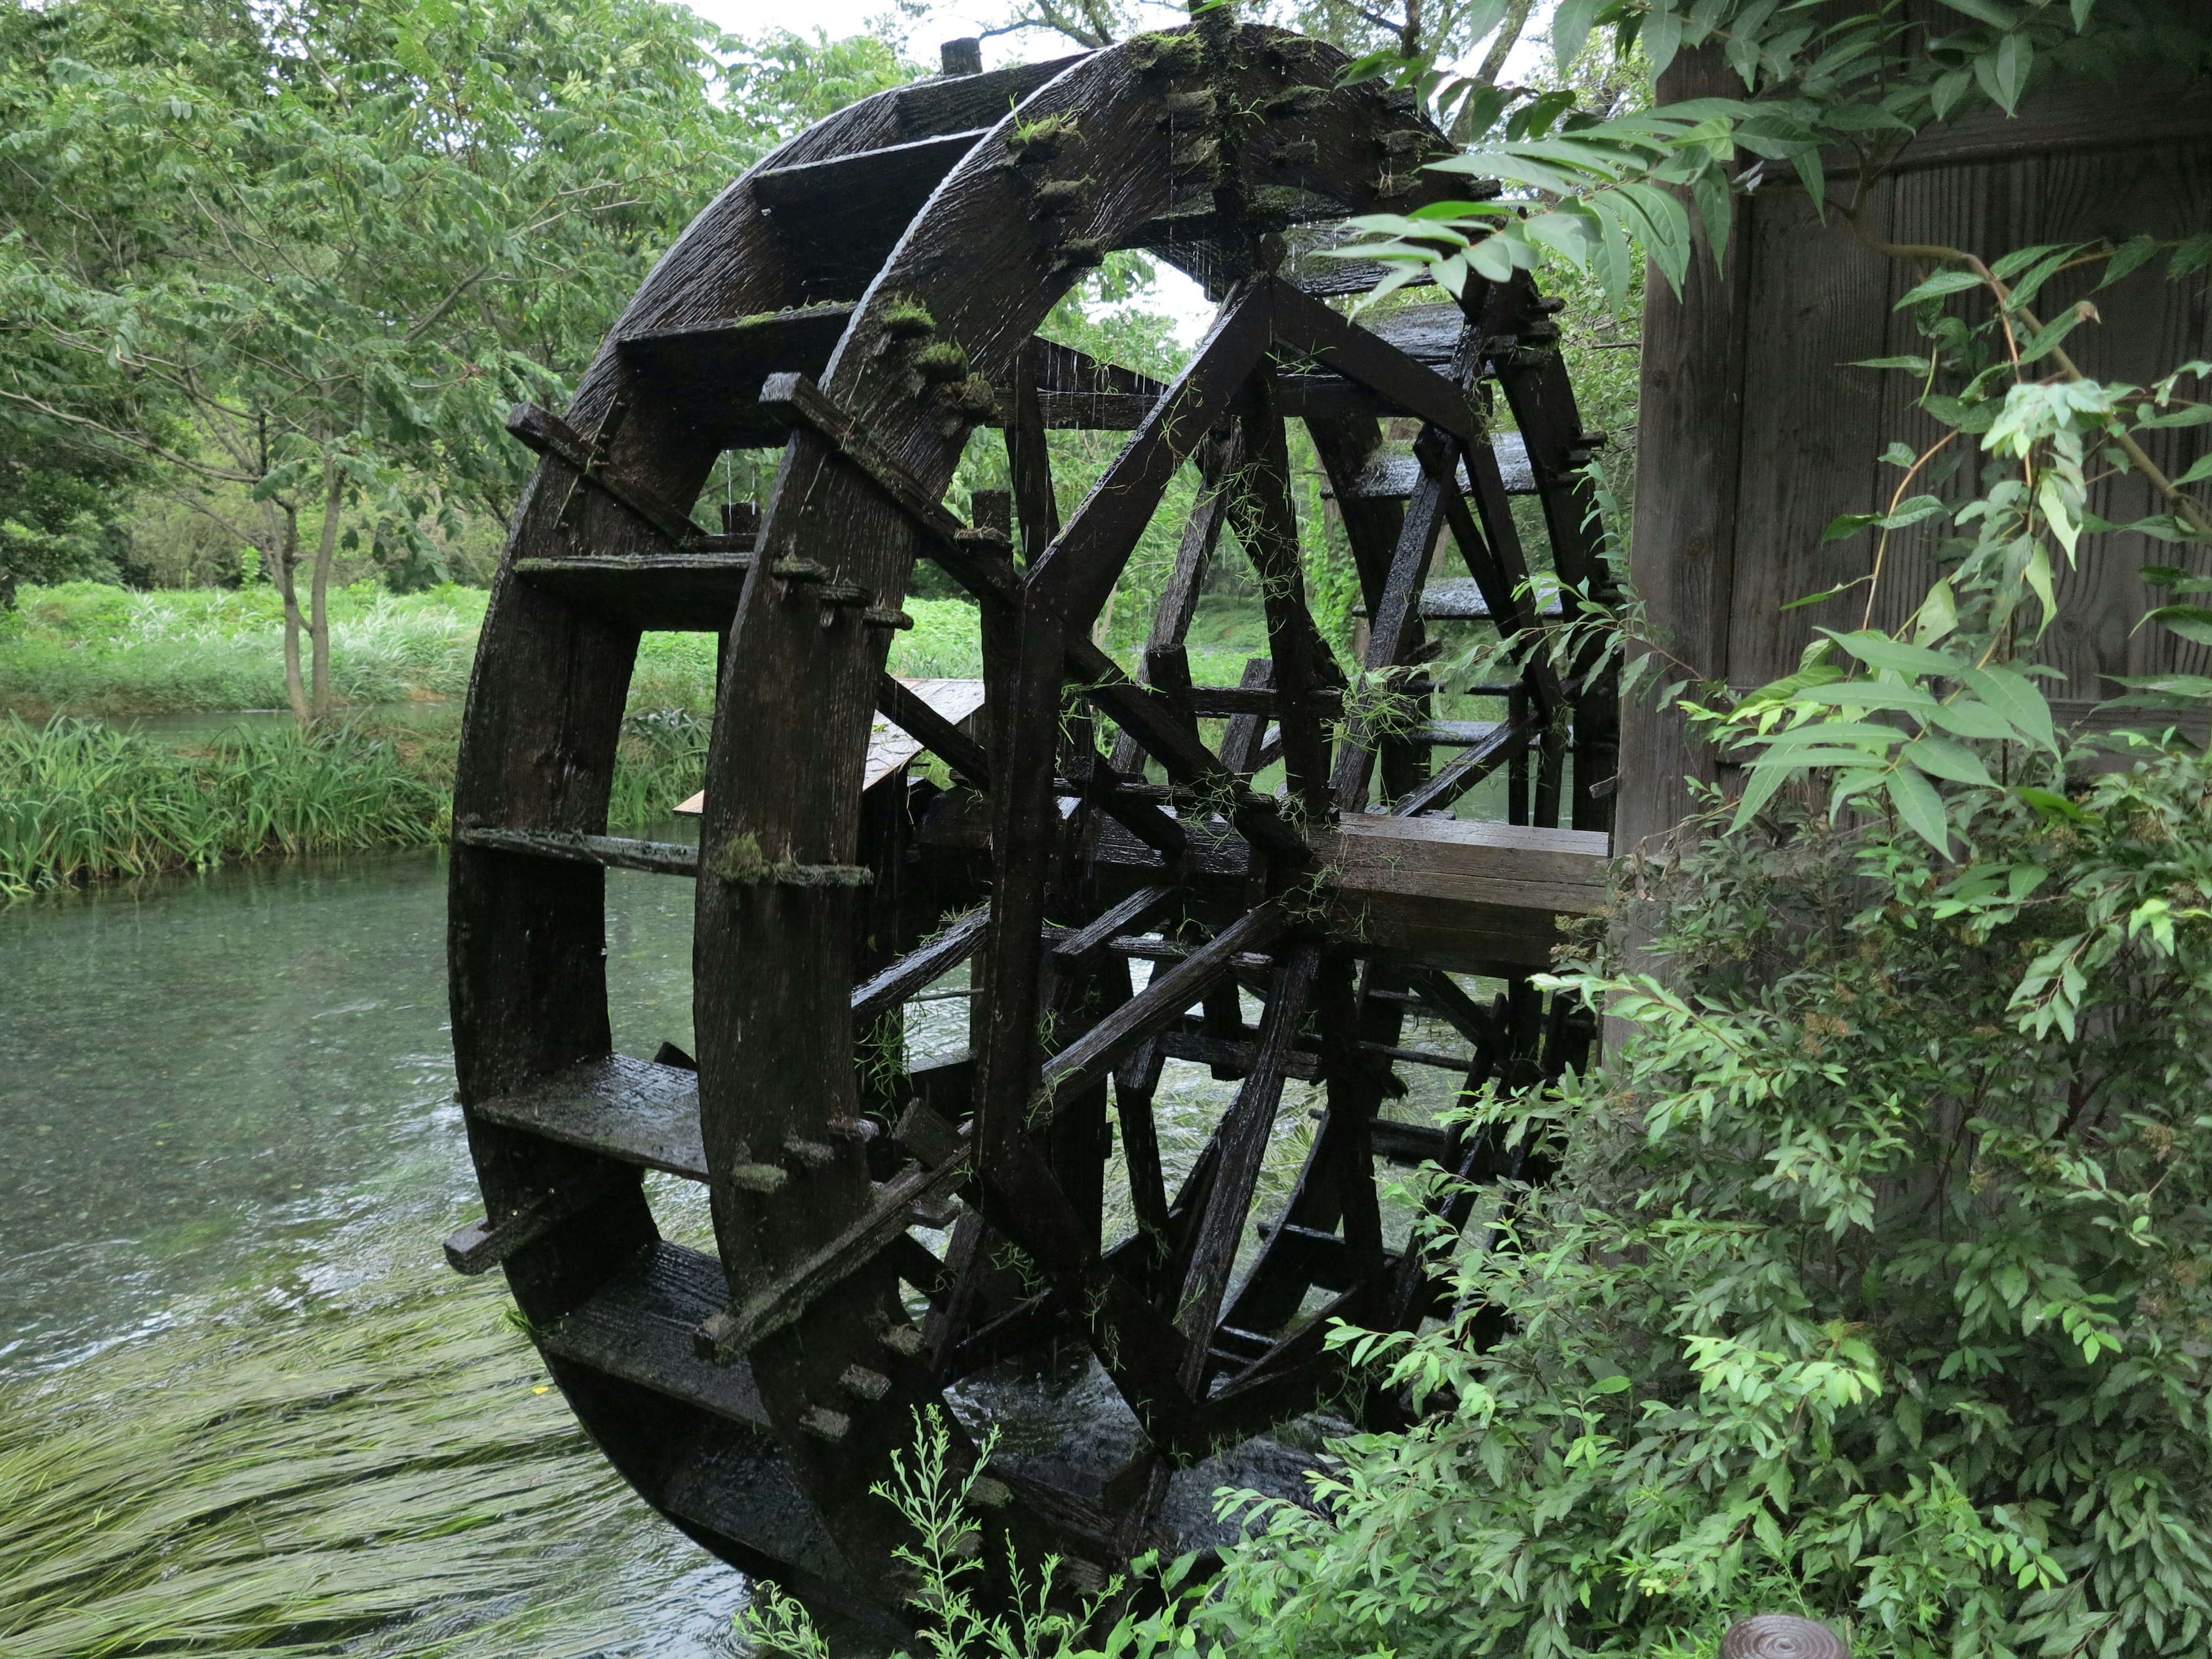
[1618,51,2212,854]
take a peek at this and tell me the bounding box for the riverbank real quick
[0,582,989,893]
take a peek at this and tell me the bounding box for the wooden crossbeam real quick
[506,403,702,547]
[876,673,990,787]
[1029,278,1273,627]
[851,907,990,1023]
[1268,279,1476,441]
[1031,902,1290,1118]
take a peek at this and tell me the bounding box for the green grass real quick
[1,582,984,720]
[0,716,450,893]
[0,1271,696,1658]
[0,583,487,718]
[0,584,991,890]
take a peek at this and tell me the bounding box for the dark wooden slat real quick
[444,1168,638,1275]
[1218,657,1274,776]
[1268,279,1476,442]
[1032,902,1290,1117]
[1404,967,1504,1056]
[1371,1117,1454,1167]
[758,373,1021,603]
[1330,420,1460,812]
[893,52,1087,138]
[1173,942,1322,1389]
[1231,375,1336,818]
[1007,336,1062,567]
[1403,719,1502,746]
[615,303,852,434]
[1157,1027,1320,1081]
[469,1054,706,1180]
[542,1241,772,1428]
[514,552,755,631]
[453,826,700,877]
[1332,437,1536,500]
[851,906,990,1023]
[1029,279,1274,627]
[877,673,989,787]
[1408,579,1563,623]
[1051,885,1177,974]
[753,128,984,212]
[505,403,700,546]
[698,1146,975,1362]
[1107,431,1239,775]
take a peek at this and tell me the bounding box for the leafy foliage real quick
[1202,726,2212,1656]
[1334,0,2212,310]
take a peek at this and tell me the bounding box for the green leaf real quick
[1856,355,1934,373]
[1823,630,1960,679]
[1902,734,1994,786]
[1896,269,1983,308]
[1730,753,1797,829]
[1888,764,1952,853]
[1959,662,2058,751]
[1927,698,2018,741]
[2143,604,2212,647]
[2016,785,2094,824]
[2099,233,2161,289]
[1552,0,1599,68]
[2108,672,2212,699]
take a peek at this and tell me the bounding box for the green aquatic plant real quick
[0,1271,688,1658]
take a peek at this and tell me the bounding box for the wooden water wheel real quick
[444,20,1615,1625]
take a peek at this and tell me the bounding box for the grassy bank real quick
[0,581,987,719]
[0,582,990,892]
[0,1271,704,1658]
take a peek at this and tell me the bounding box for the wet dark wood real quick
[453,22,1618,1614]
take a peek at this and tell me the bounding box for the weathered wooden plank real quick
[876,673,990,787]
[543,1240,774,1428]
[1328,439,1535,501]
[755,128,985,213]
[893,52,1088,138]
[1107,431,1239,775]
[851,906,990,1023]
[513,551,755,632]
[470,1054,707,1180]
[1614,50,1750,854]
[454,827,701,877]
[1029,279,1274,628]
[1269,279,1476,441]
[444,1168,638,1274]
[1173,943,1321,1389]
[505,403,702,546]
[697,1146,976,1362]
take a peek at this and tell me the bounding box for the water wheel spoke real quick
[1029,280,1272,630]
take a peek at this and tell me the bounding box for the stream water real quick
[0,840,750,1654]
[2,828,1480,1654]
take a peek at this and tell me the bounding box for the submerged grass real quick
[0,1272,700,1659]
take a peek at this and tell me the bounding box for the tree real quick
[0,0,750,716]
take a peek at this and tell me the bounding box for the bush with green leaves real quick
[1191,227,2212,1659]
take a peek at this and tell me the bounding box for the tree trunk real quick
[272,502,310,724]
[309,457,340,722]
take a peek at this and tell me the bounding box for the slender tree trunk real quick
[309,457,341,722]
[1450,0,1538,145]
[272,501,310,724]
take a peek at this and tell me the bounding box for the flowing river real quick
[0,842,759,1656]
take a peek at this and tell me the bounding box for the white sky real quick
[674,0,1559,345]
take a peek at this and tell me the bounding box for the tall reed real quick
[0,717,446,894]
